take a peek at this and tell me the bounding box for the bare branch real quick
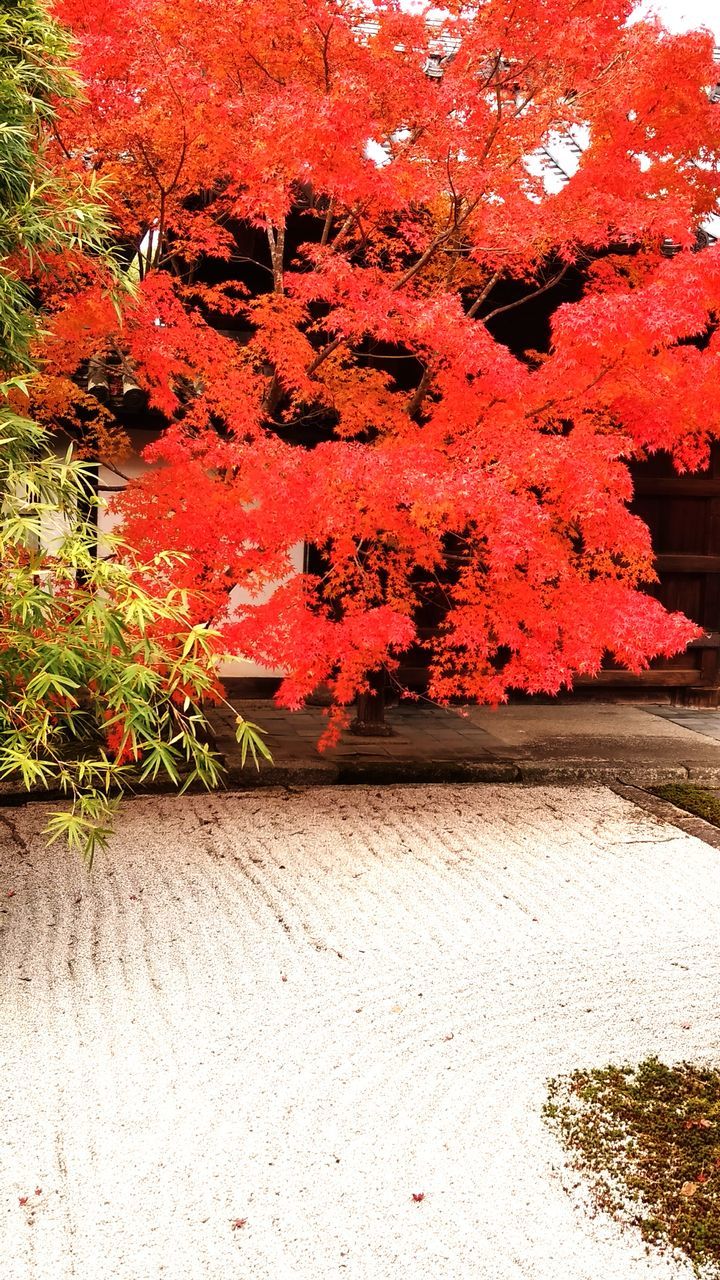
[267,221,286,293]
[320,197,335,247]
[466,270,503,319]
[407,366,432,420]
[482,265,570,323]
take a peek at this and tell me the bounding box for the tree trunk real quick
[350,669,394,737]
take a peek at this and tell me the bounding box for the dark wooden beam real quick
[575,669,699,686]
[655,554,720,573]
[688,632,720,649]
[634,477,720,498]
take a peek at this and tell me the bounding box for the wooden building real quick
[589,447,720,705]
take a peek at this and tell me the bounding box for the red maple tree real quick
[39,0,720,734]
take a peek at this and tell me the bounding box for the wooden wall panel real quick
[394,451,720,704]
[610,443,720,704]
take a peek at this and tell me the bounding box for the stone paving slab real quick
[208,700,720,789]
[646,705,720,744]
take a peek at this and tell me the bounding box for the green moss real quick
[652,785,720,828]
[544,1059,720,1275]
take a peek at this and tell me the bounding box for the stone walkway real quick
[209,700,720,788]
[647,705,720,743]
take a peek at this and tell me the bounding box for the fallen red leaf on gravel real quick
[231,1218,247,1229]
[34,1187,41,1196]
[7,891,14,898]
[18,1197,27,1206]
[411,1192,425,1203]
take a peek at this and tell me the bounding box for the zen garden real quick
[4,0,720,1277]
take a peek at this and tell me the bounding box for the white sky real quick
[633,0,720,39]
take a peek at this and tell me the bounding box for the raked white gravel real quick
[1,783,719,1280]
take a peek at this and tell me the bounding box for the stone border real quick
[3,760,720,805]
[611,782,720,852]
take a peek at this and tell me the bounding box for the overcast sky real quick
[633,0,720,38]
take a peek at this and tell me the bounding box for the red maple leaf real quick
[41,0,720,724]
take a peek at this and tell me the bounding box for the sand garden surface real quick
[1,783,719,1279]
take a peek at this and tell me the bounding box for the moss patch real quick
[544,1059,720,1275]
[651,785,720,829]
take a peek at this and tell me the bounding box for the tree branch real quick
[320,196,335,247]
[407,366,432,420]
[466,270,503,319]
[482,265,570,323]
[266,221,286,293]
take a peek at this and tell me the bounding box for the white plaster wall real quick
[97,429,300,679]
[220,544,305,679]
